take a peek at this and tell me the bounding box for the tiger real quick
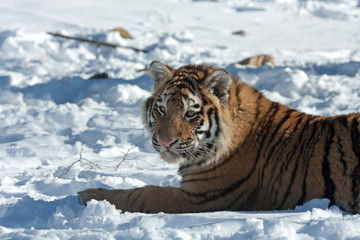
[79,61,360,214]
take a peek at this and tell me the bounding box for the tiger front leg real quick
[78,186,199,213]
[78,188,120,206]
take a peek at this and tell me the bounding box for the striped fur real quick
[79,62,360,214]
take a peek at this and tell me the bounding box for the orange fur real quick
[79,62,360,213]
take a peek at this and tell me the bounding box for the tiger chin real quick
[79,61,360,214]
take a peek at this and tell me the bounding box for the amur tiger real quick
[79,61,360,214]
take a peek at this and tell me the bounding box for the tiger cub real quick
[79,61,360,213]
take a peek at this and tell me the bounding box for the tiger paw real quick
[78,188,108,206]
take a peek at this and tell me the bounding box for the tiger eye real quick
[159,106,166,113]
[186,110,196,118]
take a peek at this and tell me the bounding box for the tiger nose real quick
[159,137,178,148]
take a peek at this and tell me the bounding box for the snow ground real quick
[0,0,360,239]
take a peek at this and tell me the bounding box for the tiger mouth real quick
[160,150,183,163]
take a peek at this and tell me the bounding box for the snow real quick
[0,0,360,239]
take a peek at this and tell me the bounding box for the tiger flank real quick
[79,61,360,214]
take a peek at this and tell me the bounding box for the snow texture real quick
[0,0,360,239]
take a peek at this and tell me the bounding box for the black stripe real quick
[199,119,204,127]
[182,175,223,184]
[278,116,312,208]
[213,109,220,137]
[266,125,292,173]
[178,142,215,173]
[254,94,263,122]
[296,122,319,206]
[180,77,198,90]
[206,108,214,137]
[270,109,296,141]
[178,84,196,95]
[298,168,308,207]
[194,109,214,138]
[180,153,232,176]
[322,121,336,203]
[235,84,242,97]
[140,201,146,213]
[254,102,280,173]
[197,109,204,116]
[270,115,309,207]
[350,118,360,210]
[179,93,190,103]
[146,99,154,128]
[126,189,137,203]
[180,187,222,199]
[167,83,196,95]
[145,98,153,111]
[180,167,257,205]
[168,77,198,93]
[265,112,303,167]
[194,166,259,205]
[195,130,210,135]
[255,102,279,136]
[260,109,296,181]
[288,113,308,137]
[252,101,277,148]
[338,115,349,128]
[207,108,214,117]
[130,189,144,208]
[225,187,257,210]
[205,130,211,138]
[337,135,348,175]
[202,97,208,105]
[239,102,280,201]
[151,109,158,120]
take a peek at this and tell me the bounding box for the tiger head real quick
[143,61,234,168]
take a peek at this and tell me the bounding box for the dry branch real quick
[115,145,137,170]
[58,142,100,178]
[47,32,148,53]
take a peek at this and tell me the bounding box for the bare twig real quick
[115,145,138,170]
[58,132,153,176]
[115,133,154,169]
[58,142,100,178]
[47,32,148,53]
[58,159,82,178]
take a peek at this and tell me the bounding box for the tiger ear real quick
[204,69,232,105]
[148,61,174,87]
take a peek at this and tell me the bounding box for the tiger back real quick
[79,61,360,214]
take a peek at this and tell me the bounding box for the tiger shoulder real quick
[79,61,360,214]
